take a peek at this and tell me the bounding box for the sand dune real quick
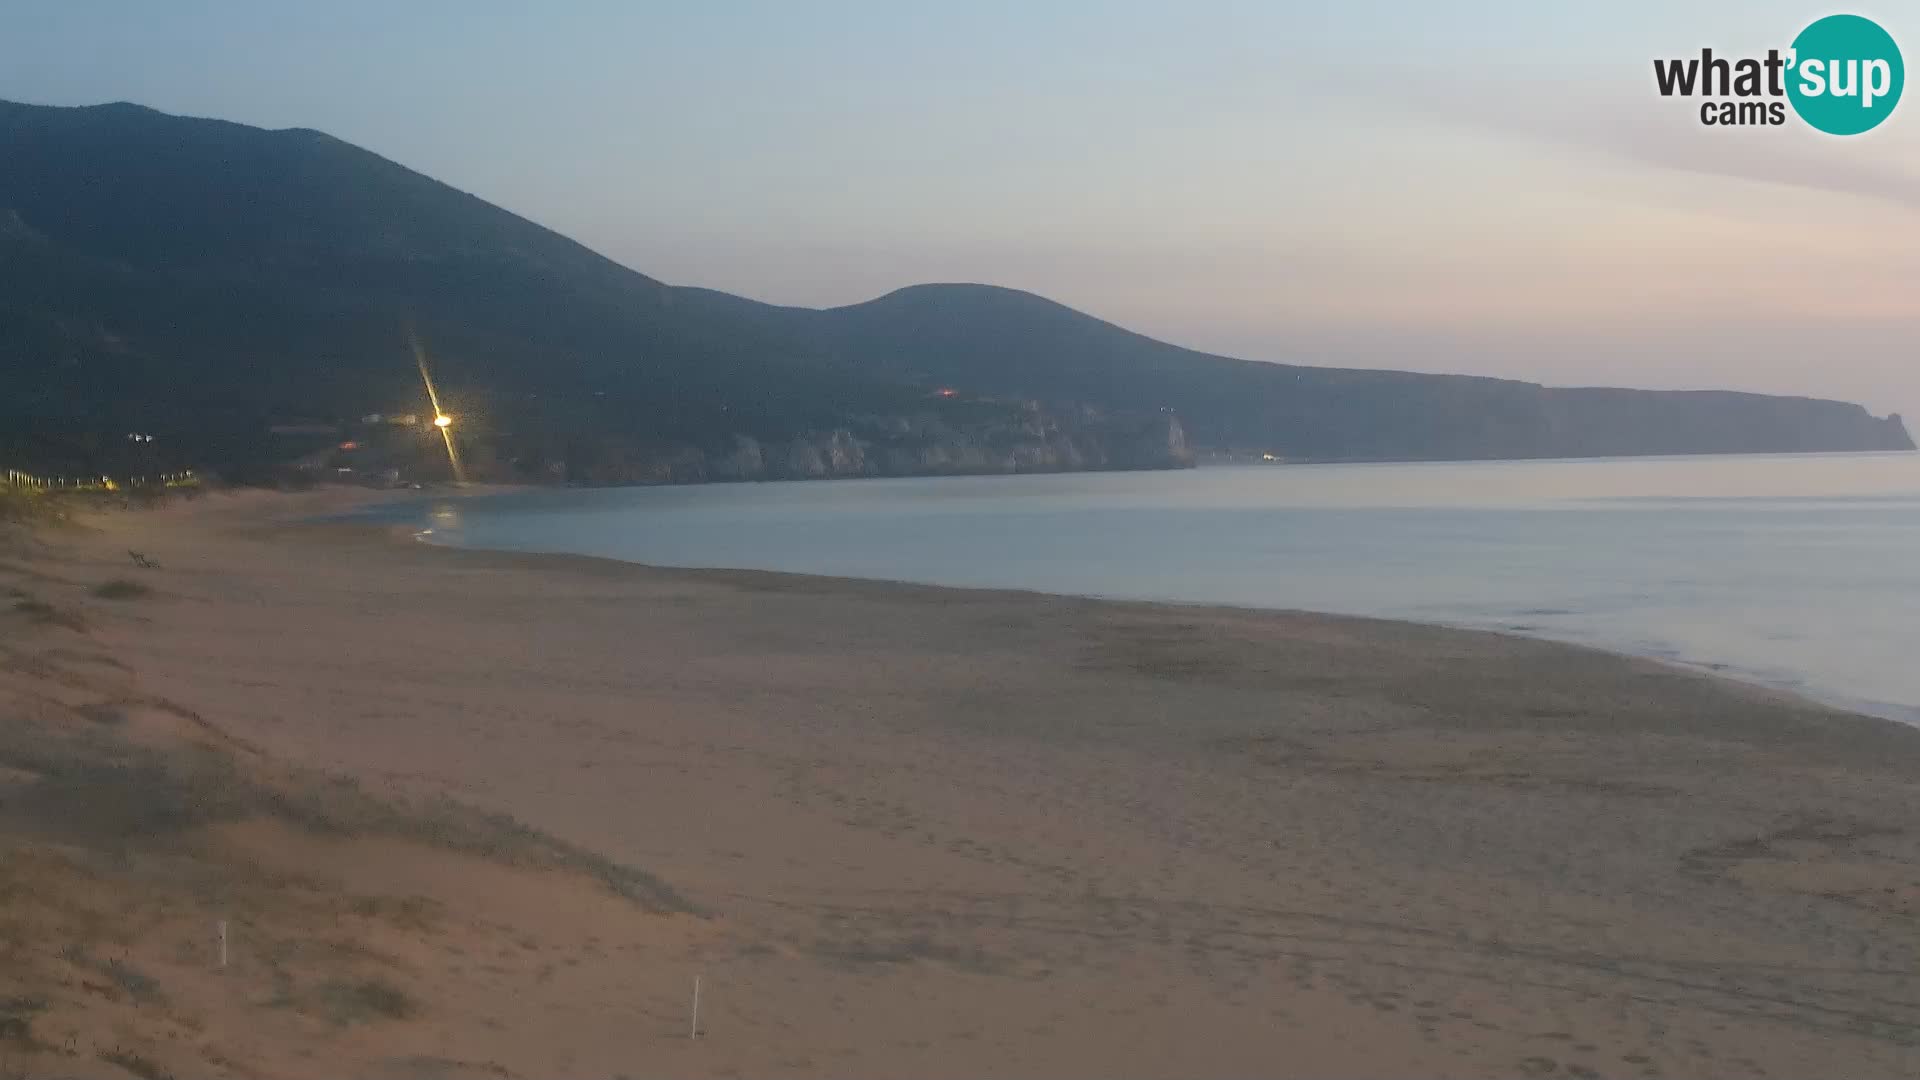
[3,487,1917,1078]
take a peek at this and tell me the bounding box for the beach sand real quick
[3,487,1917,1078]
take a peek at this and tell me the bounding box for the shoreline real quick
[428,534,1920,730]
[425,536,1913,731]
[5,486,1919,1078]
[361,483,1920,732]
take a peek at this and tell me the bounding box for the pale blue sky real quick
[4,2,1916,419]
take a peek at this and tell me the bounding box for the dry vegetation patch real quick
[0,536,699,1078]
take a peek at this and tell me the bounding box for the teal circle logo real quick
[1787,14,1904,135]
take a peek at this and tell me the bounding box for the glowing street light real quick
[409,329,468,484]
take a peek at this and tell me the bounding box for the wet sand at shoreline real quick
[3,487,1917,1078]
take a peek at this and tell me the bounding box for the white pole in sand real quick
[218,920,228,969]
[690,975,702,1039]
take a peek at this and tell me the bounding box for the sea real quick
[366,452,1920,726]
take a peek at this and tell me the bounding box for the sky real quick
[4,1,1917,420]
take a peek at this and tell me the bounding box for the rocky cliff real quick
[514,406,1191,486]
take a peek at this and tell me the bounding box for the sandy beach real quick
[3,487,1918,1079]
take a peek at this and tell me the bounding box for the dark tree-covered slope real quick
[0,100,1907,480]
[791,283,1911,460]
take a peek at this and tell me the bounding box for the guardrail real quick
[3,468,197,492]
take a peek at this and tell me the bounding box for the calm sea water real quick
[376,452,1920,725]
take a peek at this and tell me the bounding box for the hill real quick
[0,100,1908,483]
[0,100,934,481]
[797,283,1911,461]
